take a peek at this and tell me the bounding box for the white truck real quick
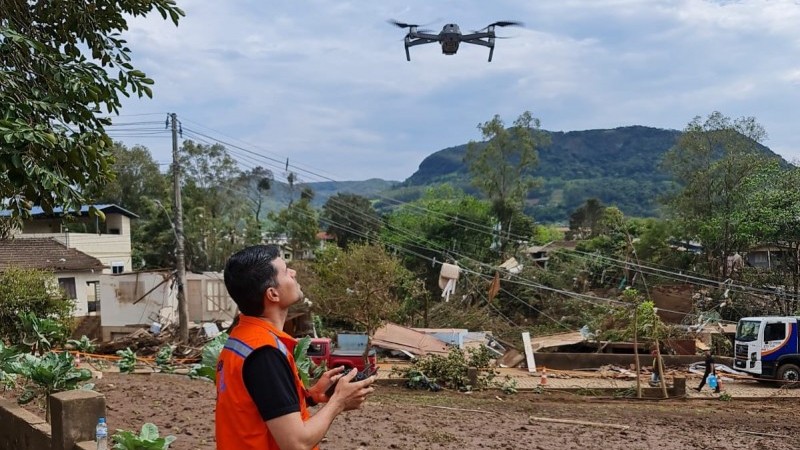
[733,316,800,382]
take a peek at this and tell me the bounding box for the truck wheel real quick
[777,363,800,382]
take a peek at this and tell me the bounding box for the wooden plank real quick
[529,416,631,430]
[522,332,536,373]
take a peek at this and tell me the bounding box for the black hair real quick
[223,244,281,316]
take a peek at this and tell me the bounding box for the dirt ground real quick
[5,372,800,449]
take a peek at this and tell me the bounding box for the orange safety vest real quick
[215,315,315,450]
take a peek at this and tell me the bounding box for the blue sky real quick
[111,0,800,182]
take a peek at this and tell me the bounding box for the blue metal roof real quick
[0,204,139,219]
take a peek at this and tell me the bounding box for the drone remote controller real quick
[324,365,378,398]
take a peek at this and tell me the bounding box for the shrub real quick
[396,345,497,391]
[0,267,74,342]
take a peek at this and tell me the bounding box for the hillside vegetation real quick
[380,125,781,222]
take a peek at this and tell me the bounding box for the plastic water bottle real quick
[96,417,108,450]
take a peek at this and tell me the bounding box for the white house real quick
[7,204,138,273]
[0,237,106,316]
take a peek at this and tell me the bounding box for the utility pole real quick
[170,113,189,343]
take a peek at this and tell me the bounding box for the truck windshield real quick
[736,320,761,342]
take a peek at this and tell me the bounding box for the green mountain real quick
[394,126,683,222]
[262,126,786,224]
[261,178,399,212]
[380,125,787,223]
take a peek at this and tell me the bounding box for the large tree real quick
[382,184,496,292]
[0,0,183,227]
[269,187,319,257]
[662,111,776,278]
[308,244,424,340]
[736,162,800,312]
[85,142,168,216]
[465,111,548,251]
[235,165,273,230]
[179,141,252,271]
[321,193,382,248]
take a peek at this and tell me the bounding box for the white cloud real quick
[112,0,800,180]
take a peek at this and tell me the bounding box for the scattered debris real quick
[372,322,449,356]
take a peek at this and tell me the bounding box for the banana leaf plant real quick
[293,336,326,389]
[188,332,228,381]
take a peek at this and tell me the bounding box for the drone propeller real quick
[388,19,420,29]
[489,20,523,28]
[479,20,524,31]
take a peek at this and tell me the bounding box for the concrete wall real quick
[532,352,733,370]
[99,272,176,340]
[0,399,52,450]
[0,390,104,450]
[99,271,234,340]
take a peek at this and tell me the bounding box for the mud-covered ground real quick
[4,372,799,449]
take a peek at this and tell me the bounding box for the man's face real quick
[270,257,304,307]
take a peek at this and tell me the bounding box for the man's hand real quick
[308,366,347,404]
[328,368,376,411]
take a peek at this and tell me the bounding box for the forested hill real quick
[390,125,777,223]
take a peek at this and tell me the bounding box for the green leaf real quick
[140,423,159,441]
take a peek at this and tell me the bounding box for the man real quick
[216,245,375,450]
[695,349,719,393]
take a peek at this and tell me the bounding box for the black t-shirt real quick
[242,346,300,421]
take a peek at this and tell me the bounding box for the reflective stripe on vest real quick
[223,338,254,359]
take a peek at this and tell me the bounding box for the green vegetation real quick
[155,346,174,374]
[0,0,183,229]
[465,111,547,248]
[116,348,137,374]
[293,336,326,389]
[0,268,74,344]
[394,346,497,392]
[12,352,92,419]
[188,333,228,382]
[112,423,176,450]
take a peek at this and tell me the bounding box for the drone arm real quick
[461,38,493,49]
[460,38,495,61]
[406,38,438,48]
[408,31,441,40]
[459,32,492,40]
[404,38,437,61]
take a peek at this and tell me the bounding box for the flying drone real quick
[390,20,523,62]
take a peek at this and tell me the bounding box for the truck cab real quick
[734,316,800,381]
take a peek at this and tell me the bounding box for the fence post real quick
[49,390,105,450]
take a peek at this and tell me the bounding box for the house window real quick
[58,278,77,299]
[206,280,229,312]
[86,281,100,312]
[112,262,125,274]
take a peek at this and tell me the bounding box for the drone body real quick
[390,20,522,62]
